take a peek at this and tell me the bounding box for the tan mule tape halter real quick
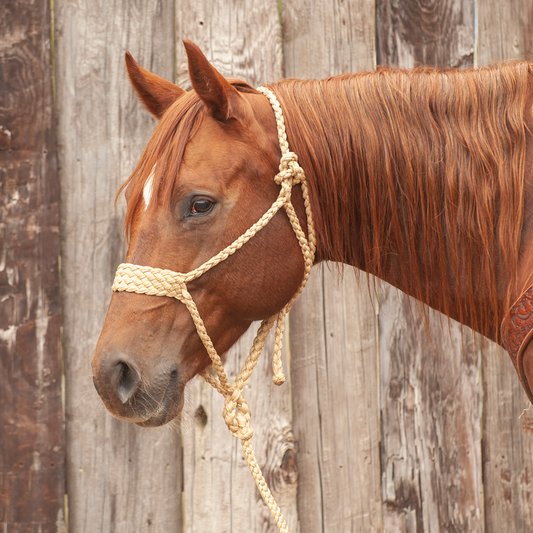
[112,86,316,532]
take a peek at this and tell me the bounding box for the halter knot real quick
[223,388,253,440]
[274,152,305,188]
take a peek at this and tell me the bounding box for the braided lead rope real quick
[259,87,316,383]
[112,86,315,533]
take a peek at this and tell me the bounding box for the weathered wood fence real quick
[2,0,533,531]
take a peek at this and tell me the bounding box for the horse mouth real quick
[134,388,184,427]
[132,373,185,427]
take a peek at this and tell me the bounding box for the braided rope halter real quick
[112,86,315,532]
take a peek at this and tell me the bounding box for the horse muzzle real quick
[92,351,184,426]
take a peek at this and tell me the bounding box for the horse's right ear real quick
[125,52,185,119]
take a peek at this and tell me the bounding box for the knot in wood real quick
[223,389,253,440]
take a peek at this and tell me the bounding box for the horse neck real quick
[272,66,531,341]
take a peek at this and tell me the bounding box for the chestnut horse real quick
[92,40,533,428]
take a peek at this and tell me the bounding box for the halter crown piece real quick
[112,86,316,533]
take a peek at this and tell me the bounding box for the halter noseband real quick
[112,86,315,533]
[501,283,533,403]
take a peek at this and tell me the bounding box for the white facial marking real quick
[143,164,156,210]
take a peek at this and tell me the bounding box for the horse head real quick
[91,41,308,426]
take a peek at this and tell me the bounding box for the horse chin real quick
[134,393,184,427]
[130,380,185,427]
[108,387,184,427]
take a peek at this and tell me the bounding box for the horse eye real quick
[191,198,214,215]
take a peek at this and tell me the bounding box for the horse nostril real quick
[113,360,141,404]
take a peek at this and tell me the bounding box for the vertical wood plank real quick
[281,2,380,531]
[282,0,376,79]
[175,3,297,531]
[480,341,533,532]
[376,0,475,68]
[181,332,297,532]
[477,4,533,532]
[379,289,484,532]
[55,2,182,531]
[0,1,65,531]
[376,2,484,531]
[477,1,533,64]
[176,1,282,91]
[289,269,381,532]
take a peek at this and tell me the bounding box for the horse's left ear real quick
[183,40,243,122]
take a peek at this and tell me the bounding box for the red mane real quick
[270,62,532,340]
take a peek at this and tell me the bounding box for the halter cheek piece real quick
[112,86,315,533]
[501,284,533,403]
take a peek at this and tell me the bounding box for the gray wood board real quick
[281,2,380,531]
[288,269,382,532]
[477,1,533,64]
[0,1,65,530]
[181,330,298,532]
[55,1,182,531]
[376,0,475,68]
[379,289,483,532]
[175,2,295,531]
[282,0,376,79]
[480,341,533,533]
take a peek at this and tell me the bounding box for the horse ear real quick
[125,52,185,119]
[183,40,242,122]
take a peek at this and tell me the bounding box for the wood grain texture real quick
[477,0,533,64]
[176,2,296,531]
[477,3,533,532]
[54,2,182,531]
[376,0,475,68]
[376,2,485,531]
[289,269,381,532]
[181,331,298,532]
[282,0,376,79]
[281,2,380,531]
[176,0,283,90]
[480,341,533,532]
[0,1,65,531]
[379,289,483,532]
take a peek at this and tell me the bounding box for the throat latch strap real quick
[501,283,533,403]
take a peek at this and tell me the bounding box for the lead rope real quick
[112,86,315,532]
